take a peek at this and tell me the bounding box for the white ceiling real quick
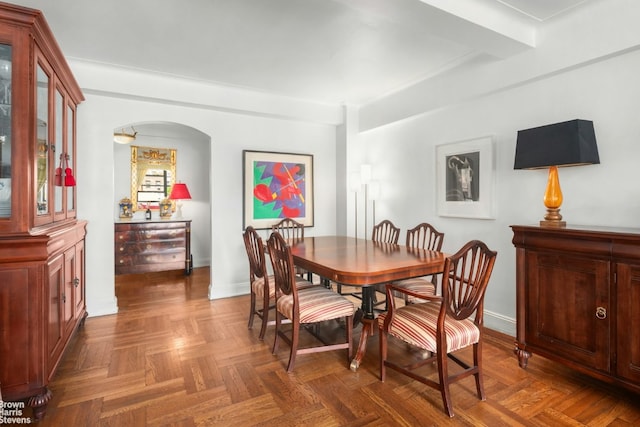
[11,0,592,105]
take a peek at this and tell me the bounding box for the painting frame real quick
[243,150,314,229]
[436,135,495,219]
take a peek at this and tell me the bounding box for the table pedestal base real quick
[350,316,378,371]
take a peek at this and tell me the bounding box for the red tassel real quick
[64,168,76,187]
[54,167,63,186]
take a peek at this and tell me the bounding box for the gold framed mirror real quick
[130,145,176,212]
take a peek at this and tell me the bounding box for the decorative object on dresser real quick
[159,198,172,218]
[514,119,599,227]
[0,3,86,421]
[115,219,192,275]
[168,182,191,219]
[511,225,640,395]
[118,197,133,219]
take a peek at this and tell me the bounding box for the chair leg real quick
[379,326,387,381]
[437,352,454,417]
[258,292,270,340]
[474,342,486,401]
[272,311,281,355]
[287,321,300,372]
[248,291,256,330]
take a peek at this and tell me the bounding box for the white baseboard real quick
[87,298,119,317]
[484,309,516,336]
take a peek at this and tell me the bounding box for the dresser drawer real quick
[116,248,186,268]
[115,228,186,243]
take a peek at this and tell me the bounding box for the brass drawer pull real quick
[595,306,607,319]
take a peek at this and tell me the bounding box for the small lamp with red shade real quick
[169,182,192,219]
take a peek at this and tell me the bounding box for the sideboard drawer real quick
[115,220,192,275]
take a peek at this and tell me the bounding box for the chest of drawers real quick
[115,220,192,275]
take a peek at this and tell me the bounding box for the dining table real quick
[288,235,447,371]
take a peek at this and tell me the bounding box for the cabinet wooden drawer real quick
[115,228,186,242]
[116,250,185,266]
[116,239,185,255]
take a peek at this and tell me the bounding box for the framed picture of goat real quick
[436,135,495,219]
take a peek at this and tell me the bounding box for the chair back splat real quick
[379,239,497,417]
[271,217,312,281]
[406,222,444,252]
[371,219,400,244]
[392,222,445,304]
[271,217,304,241]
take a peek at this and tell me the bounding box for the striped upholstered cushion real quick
[393,277,436,302]
[252,276,314,299]
[277,286,355,324]
[378,302,479,353]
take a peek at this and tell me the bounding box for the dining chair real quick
[271,218,312,281]
[243,226,314,340]
[267,231,355,372]
[378,240,497,417]
[392,223,444,303]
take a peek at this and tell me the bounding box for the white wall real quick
[355,2,640,335]
[74,65,338,317]
[72,0,640,337]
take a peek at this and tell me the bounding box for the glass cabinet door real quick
[53,87,63,217]
[66,102,75,214]
[0,43,11,218]
[36,63,50,218]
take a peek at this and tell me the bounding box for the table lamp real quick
[514,119,599,227]
[169,182,192,219]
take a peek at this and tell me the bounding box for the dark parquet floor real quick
[30,267,640,426]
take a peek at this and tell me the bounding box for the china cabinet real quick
[511,225,640,395]
[0,2,86,421]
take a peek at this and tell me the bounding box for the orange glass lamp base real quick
[540,166,566,227]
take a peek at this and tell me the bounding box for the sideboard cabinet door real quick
[616,262,640,384]
[525,251,610,371]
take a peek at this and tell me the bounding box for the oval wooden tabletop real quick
[288,235,447,286]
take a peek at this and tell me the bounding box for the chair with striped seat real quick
[392,222,444,303]
[243,226,314,340]
[267,231,355,372]
[378,240,497,417]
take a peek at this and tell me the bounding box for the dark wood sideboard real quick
[115,219,192,275]
[511,225,640,394]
